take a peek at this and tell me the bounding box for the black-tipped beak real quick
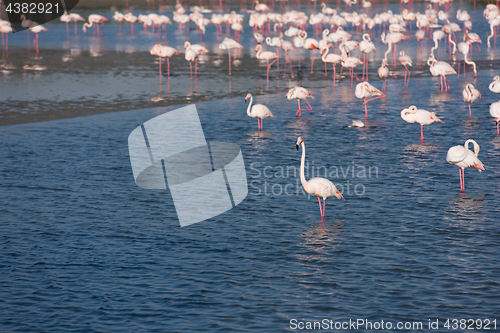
[245,98,248,103]
[296,145,299,150]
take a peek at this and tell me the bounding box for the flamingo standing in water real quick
[340,46,363,85]
[0,23,13,51]
[185,48,199,79]
[219,37,243,75]
[29,25,47,53]
[69,13,85,35]
[462,84,482,117]
[255,44,279,85]
[430,30,446,59]
[489,76,500,94]
[82,14,108,35]
[245,93,274,130]
[321,46,341,86]
[295,136,344,220]
[398,51,412,86]
[286,87,314,119]
[124,12,138,34]
[60,12,72,38]
[489,100,500,135]
[415,29,425,65]
[487,17,500,48]
[281,39,295,78]
[427,54,456,92]
[355,81,385,119]
[184,41,209,54]
[446,139,485,191]
[150,44,181,90]
[378,59,389,92]
[400,105,443,142]
[299,31,319,74]
[359,33,375,81]
[381,32,410,66]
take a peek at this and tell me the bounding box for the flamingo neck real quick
[247,96,253,116]
[300,141,308,191]
[384,42,392,61]
[322,47,329,61]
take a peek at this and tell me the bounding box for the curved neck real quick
[322,47,329,61]
[463,52,476,72]
[465,139,479,156]
[384,42,392,60]
[300,141,308,190]
[448,34,456,54]
[256,45,262,57]
[247,95,253,116]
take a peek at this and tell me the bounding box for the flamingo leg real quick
[364,99,368,118]
[462,168,465,191]
[333,63,336,87]
[310,50,314,74]
[318,197,323,217]
[469,102,472,117]
[190,62,193,79]
[497,121,499,136]
[459,168,463,190]
[228,49,232,75]
[420,124,424,142]
[159,56,162,91]
[323,199,326,218]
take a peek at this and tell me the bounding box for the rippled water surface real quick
[2,0,500,332]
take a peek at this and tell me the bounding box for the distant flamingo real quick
[489,100,500,135]
[299,31,319,74]
[321,46,341,86]
[381,32,410,66]
[60,12,72,38]
[124,12,138,34]
[340,46,363,85]
[462,84,482,117]
[69,13,85,35]
[29,25,47,53]
[296,136,344,220]
[398,51,412,86]
[150,44,181,90]
[415,29,425,65]
[185,48,199,79]
[359,33,375,81]
[489,76,500,94]
[255,44,279,85]
[355,81,385,118]
[245,93,274,130]
[281,39,295,78]
[286,87,314,119]
[446,139,485,191]
[401,105,443,142]
[82,14,108,35]
[378,59,389,92]
[184,41,209,54]
[427,54,456,92]
[219,38,243,75]
[0,24,13,51]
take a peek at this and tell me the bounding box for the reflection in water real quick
[445,193,486,225]
[298,220,345,256]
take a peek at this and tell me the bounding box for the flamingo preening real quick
[400,105,443,142]
[446,139,485,191]
[286,87,314,119]
[355,81,385,119]
[462,84,482,117]
[296,136,344,221]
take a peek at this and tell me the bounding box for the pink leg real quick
[497,121,499,135]
[190,62,193,79]
[322,199,326,218]
[333,64,336,87]
[462,168,465,191]
[159,56,162,91]
[228,49,232,75]
[469,103,471,117]
[420,124,424,142]
[364,100,368,119]
[311,50,314,74]
[459,168,463,190]
[318,197,323,217]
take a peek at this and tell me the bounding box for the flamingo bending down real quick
[321,46,341,87]
[82,14,108,35]
[355,81,385,119]
[245,93,274,130]
[489,76,500,93]
[184,41,209,54]
[150,44,181,89]
[400,105,443,142]
[381,32,410,66]
[255,45,279,84]
[431,30,446,59]
[286,87,314,119]
[446,139,485,191]
[489,100,500,135]
[427,55,456,92]
[29,25,47,53]
[462,84,482,117]
[378,59,389,92]
[69,13,85,35]
[398,51,412,86]
[185,48,199,79]
[219,38,243,75]
[296,136,344,220]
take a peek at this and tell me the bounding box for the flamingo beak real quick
[296,144,299,150]
[337,190,345,200]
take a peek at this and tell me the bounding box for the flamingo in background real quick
[462,84,482,117]
[69,13,85,35]
[489,100,500,135]
[427,54,456,92]
[489,76,500,94]
[30,25,47,53]
[124,12,138,34]
[359,33,375,81]
[245,93,274,130]
[295,136,344,220]
[299,31,319,74]
[185,47,199,79]
[184,41,209,54]
[381,32,410,66]
[82,14,108,35]
[401,105,443,142]
[415,29,425,65]
[0,23,13,51]
[378,59,389,92]
[321,46,341,86]
[219,38,243,75]
[398,51,412,86]
[355,81,385,118]
[255,44,279,85]
[286,87,314,119]
[60,12,72,38]
[446,139,485,191]
[150,44,181,90]
[281,39,295,78]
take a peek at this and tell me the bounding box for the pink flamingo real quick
[255,44,279,85]
[299,31,319,74]
[400,105,443,142]
[69,13,85,35]
[359,33,375,81]
[281,39,295,78]
[381,32,410,66]
[150,44,181,91]
[124,12,138,34]
[355,81,385,119]
[378,59,389,92]
[286,87,314,119]
[219,37,243,75]
[30,25,47,54]
[82,14,108,36]
[321,46,341,87]
[462,84,482,117]
[489,100,500,135]
[245,93,274,130]
[427,55,456,92]
[446,139,485,191]
[296,136,344,221]
[398,51,412,86]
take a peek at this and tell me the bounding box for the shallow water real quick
[2,1,500,332]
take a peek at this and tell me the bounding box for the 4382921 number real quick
[5,2,60,14]
[444,319,497,330]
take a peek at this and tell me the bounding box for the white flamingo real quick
[489,100,500,135]
[400,105,443,142]
[446,139,485,191]
[245,93,274,130]
[355,81,385,118]
[489,76,500,94]
[462,84,482,117]
[286,87,314,118]
[219,38,243,75]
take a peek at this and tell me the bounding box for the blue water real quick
[2,1,500,332]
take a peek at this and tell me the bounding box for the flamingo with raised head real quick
[219,38,243,75]
[355,81,385,118]
[286,87,314,119]
[378,59,389,92]
[245,93,274,130]
[359,33,375,80]
[255,44,279,85]
[321,46,341,86]
[427,54,456,92]
[29,25,47,53]
[401,105,443,142]
[295,136,344,220]
[398,51,412,86]
[299,31,319,74]
[462,84,482,117]
[446,139,485,191]
[489,100,500,135]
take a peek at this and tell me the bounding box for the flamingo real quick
[457,39,477,78]
[415,29,425,65]
[359,33,375,81]
[321,46,341,87]
[219,38,243,75]
[340,46,363,85]
[245,93,274,130]
[150,44,181,90]
[266,33,282,73]
[489,100,500,135]
[427,54,456,92]
[69,13,85,35]
[487,17,500,48]
[299,31,319,74]
[489,76,500,94]
[185,48,199,79]
[401,105,443,142]
[254,32,264,44]
[378,59,389,92]
[446,139,485,191]
[124,12,138,34]
[82,14,108,35]
[60,12,72,38]
[281,39,295,78]
[29,25,47,54]
[0,24,13,51]
[286,87,314,119]
[113,11,125,33]
[398,51,412,86]
[348,120,365,127]
[355,81,385,119]
[431,30,446,59]
[462,84,482,117]
[184,41,209,54]
[255,44,279,85]
[381,32,410,66]
[295,136,344,220]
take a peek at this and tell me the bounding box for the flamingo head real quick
[295,136,304,150]
[183,41,190,49]
[335,189,345,200]
[381,59,387,67]
[494,75,500,82]
[244,93,252,102]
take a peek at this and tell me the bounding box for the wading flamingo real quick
[489,76,500,94]
[82,14,108,35]
[185,48,199,79]
[446,139,485,191]
[245,93,274,130]
[150,44,181,90]
[340,46,363,85]
[381,32,410,66]
[295,136,344,220]
[255,44,279,85]
[286,87,314,119]
[219,38,243,75]
[489,100,500,135]
[462,84,482,117]
[29,25,47,53]
[321,46,341,86]
[359,33,375,80]
[398,51,412,86]
[355,81,385,118]
[299,31,319,74]
[427,54,456,92]
[401,105,443,142]
[378,59,389,92]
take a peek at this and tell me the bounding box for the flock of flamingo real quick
[1,0,500,219]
